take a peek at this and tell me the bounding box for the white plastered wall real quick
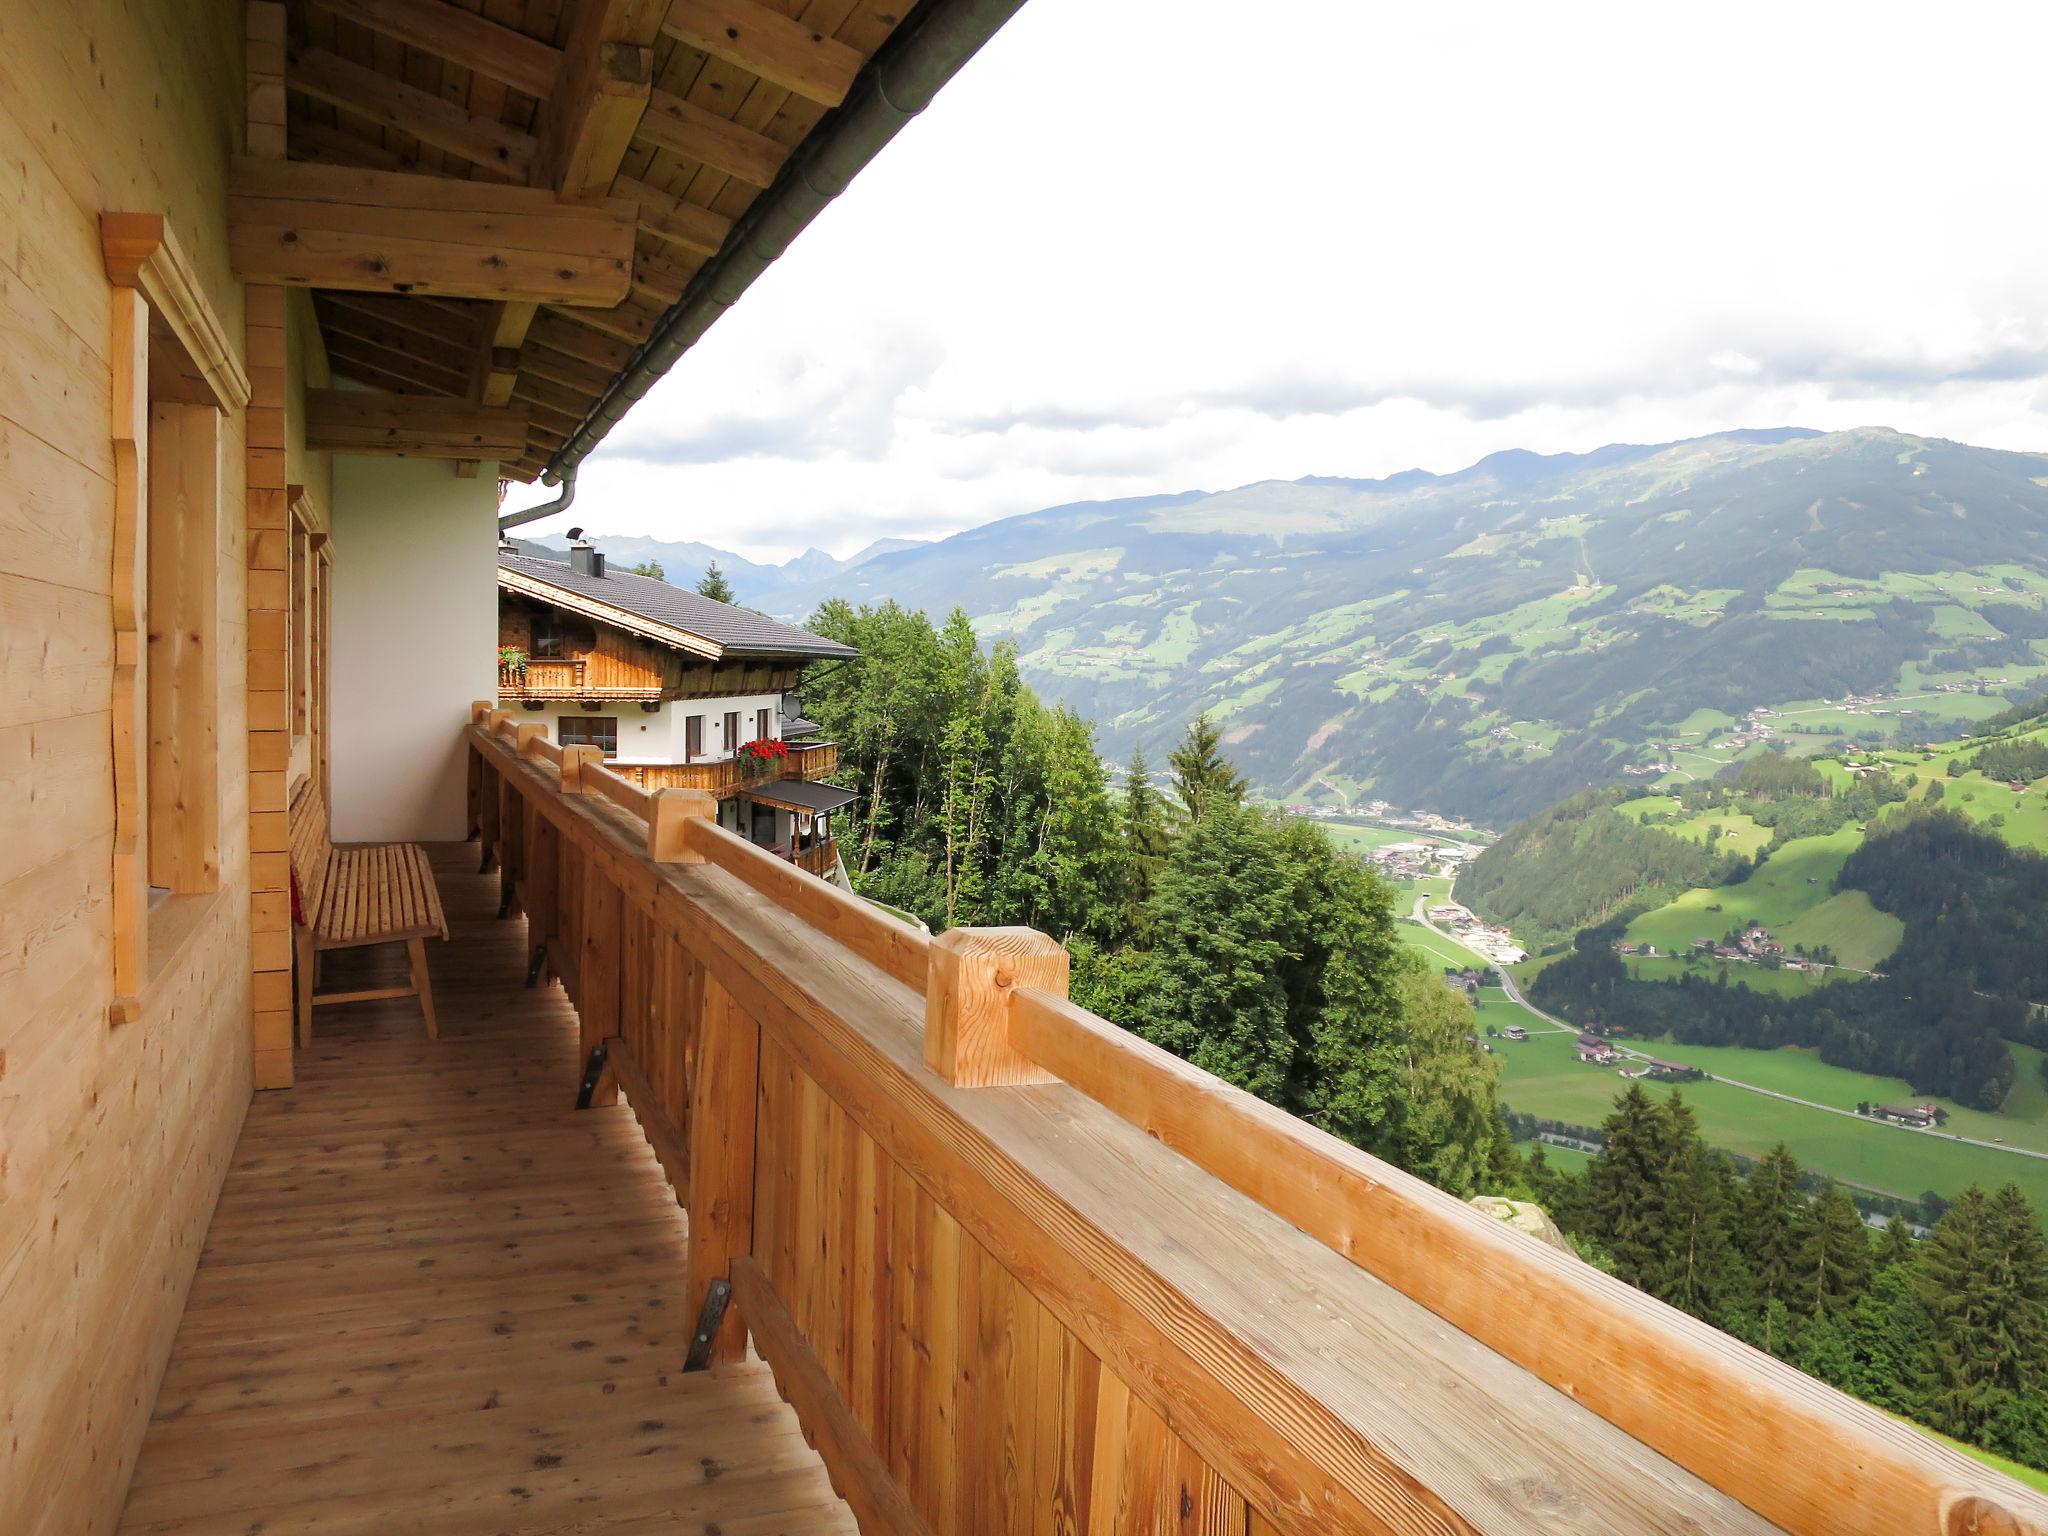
[331,457,500,840]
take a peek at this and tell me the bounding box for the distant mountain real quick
[764,427,2048,822]
[517,532,930,596]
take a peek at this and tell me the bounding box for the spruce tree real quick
[1167,713,1248,825]
[1798,1181,1875,1321]
[1662,1138,1741,1320]
[1117,747,1170,942]
[1583,1085,1677,1291]
[1914,1185,2048,1439]
[695,561,736,602]
[1735,1142,1807,1349]
[1877,1212,1916,1270]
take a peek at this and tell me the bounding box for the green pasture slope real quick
[1621,824,1903,971]
[1486,998,2048,1212]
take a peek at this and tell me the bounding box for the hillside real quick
[512,532,928,595]
[770,427,2048,821]
[1467,711,2048,1109]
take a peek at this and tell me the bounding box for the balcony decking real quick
[115,845,854,1536]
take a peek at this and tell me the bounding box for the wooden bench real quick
[288,782,449,1044]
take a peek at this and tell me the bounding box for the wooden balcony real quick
[611,740,840,796]
[448,705,2048,1536]
[115,842,855,1535]
[498,656,661,701]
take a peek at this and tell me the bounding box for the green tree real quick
[1798,1180,1875,1321]
[629,558,666,580]
[1582,1085,1681,1291]
[1116,747,1170,941]
[1167,712,1248,825]
[1371,955,1501,1194]
[1735,1143,1808,1347]
[1915,1185,2048,1440]
[696,560,736,603]
[1663,1136,1742,1319]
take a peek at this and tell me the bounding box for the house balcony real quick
[498,656,663,701]
[609,740,841,796]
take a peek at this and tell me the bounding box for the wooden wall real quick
[0,4,258,1534]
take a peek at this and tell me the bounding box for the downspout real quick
[498,465,576,533]
[532,0,1028,494]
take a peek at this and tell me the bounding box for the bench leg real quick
[408,937,439,1040]
[295,927,315,1048]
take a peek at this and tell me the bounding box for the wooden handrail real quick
[461,716,2048,1536]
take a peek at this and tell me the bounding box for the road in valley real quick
[1411,898,2048,1167]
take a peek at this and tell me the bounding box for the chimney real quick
[569,535,605,578]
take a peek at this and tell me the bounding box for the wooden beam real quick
[633,245,698,303]
[319,292,483,349]
[556,290,671,342]
[231,160,632,305]
[285,114,414,172]
[316,297,479,376]
[248,0,288,156]
[638,88,789,188]
[305,390,529,458]
[309,0,563,99]
[325,342,466,397]
[612,174,733,258]
[324,334,469,396]
[516,341,615,395]
[288,45,537,180]
[527,311,636,371]
[544,36,653,197]
[660,0,862,109]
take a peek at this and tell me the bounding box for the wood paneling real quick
[0,5,256,1532]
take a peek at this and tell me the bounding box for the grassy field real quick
[1621,953,1839,996]
[1399,918,1488,970]
[1487,1002,2048,1210]
[1622,825,1904,970]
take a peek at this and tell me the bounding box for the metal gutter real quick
[533,0,1028,490]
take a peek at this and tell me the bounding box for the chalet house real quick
[497,540,855,879]
[1874,1102,1944,1130]
[5,4,2039,1536]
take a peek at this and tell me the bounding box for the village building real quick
[497,541,855,880]
[1871,1102,1945,1130]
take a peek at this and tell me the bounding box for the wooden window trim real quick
[103,214,240,1026]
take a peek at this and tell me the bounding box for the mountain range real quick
[563,427,2048,823]
[514,531,927,595]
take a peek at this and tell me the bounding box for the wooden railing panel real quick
[751,1030,1253,1533]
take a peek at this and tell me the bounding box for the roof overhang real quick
[740,780,858,815]
[499,565,721,661]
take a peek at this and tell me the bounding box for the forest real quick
[800,599,1514,1193]
[1539,1091,2048,1470]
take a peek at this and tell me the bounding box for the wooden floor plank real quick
[116,845,853,1536]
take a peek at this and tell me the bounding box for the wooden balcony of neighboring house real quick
[610,740,842,797]
[497,655,663,701]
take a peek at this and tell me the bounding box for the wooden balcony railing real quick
[497,656,586,693]
[612,740,839,795]
[463,702,2048,1536]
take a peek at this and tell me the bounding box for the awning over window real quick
[739,780,858,815]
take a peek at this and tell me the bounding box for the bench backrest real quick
[287,781,333,922]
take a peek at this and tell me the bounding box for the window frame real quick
[559,715,620,756]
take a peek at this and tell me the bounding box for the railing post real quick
[513,722,546,755]
[685,974,759,1368]
[924,927,1068,1087]
[648,788,717,862]
[560,743,603,792]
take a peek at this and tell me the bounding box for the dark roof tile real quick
[498,552,855,660]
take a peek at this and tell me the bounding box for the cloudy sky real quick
[503,1,2048,563]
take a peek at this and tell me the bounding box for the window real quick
[685,714,703,761]
[756,707,771,743]
[559,716,618,755]
[723,710,740,756]
[532,613,565,659]
[146,401,222,897]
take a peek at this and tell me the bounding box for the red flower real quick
[742,737,789,760]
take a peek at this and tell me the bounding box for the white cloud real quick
[504,0,2048,562]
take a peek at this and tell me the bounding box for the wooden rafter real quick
[527,311,637,371]
[324,331,471,394]
[288,46,537,180]
[306,389,530,458]
[613,174,734,258]
[230,160,633,305]
[638,88,790,188]
[308,0,563,99]
[317,291,481,351]
[660,0,863,109]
